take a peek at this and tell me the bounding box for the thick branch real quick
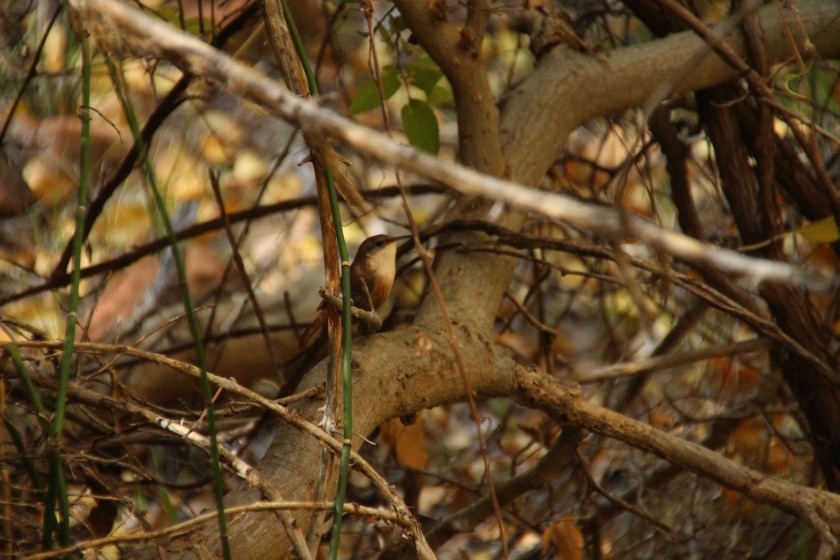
[393,0,513,332]
[500,0,840,186]
[512,368,840,549]
[393,0,504,175]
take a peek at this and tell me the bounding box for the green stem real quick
[43,19,93,552]
[274,3,354,557]
[103,55,231,560]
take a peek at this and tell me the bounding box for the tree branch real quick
[512,367,840,549]
[500,0,840,186]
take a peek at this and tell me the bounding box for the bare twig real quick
[513,366,840,550]
[320,291,382,331]
[7,339,435,559]
[20,501,408,560]
[578,338,772,383]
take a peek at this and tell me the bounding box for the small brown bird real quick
[278,235,402,396]
[297,234,401,348]
[348,234,401,313]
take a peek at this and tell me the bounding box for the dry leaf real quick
[542,515,584,560]
[380,416,428,470]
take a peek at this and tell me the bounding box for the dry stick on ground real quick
[28,370,312,559]
[7,339,435,559]
[21,502,410,560]
[7,337,840,548]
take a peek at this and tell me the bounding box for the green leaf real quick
[406,57,443,94]
[426,83,454,107]
[377,14,407,48]
[401,99,439,155]
[388,14,408,34]
[349,67,401,114]
[376,21,395,46]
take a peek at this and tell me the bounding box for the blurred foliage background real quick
[1,0,839,558]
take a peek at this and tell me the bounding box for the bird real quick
[347,234,401,316]
[306,234,400,341]
[280,235,402,395]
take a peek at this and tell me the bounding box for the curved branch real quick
[393,0,513,333]
[512,368,840,549]
[500,0,840,186]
